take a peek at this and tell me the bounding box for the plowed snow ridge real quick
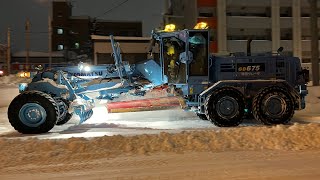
[0,75,31,85]
[1,123,320,168]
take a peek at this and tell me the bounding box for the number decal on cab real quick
[237,63,265,72]
[238,65,261,72]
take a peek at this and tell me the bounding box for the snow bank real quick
[0,75,31,86]
[296,86,320,115]
[1,123,320,168]
[305,86,320,103]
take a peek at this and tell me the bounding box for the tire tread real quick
[8,91,59,134]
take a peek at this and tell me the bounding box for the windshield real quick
[162,37,186,84]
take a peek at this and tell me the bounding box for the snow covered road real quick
[0,104,218,139]
[0,84,319,139]
[0,84,218,139]
[1,80,320,180]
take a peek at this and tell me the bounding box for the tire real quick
[204,87,245,127]
[8,91,59,134]
[56,112,73,125]
[56,99,73,126]
[252,86,294,125]
[196,113,208,120]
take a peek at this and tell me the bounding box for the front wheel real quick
[56,99,73,126]
[252,86,294,125]
[204,88,245,127]
[8,91,59,134]
[196,113,208,120]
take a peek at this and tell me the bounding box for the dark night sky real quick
[0,0,164,52]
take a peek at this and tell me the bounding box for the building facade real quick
[0,44,7,63]
[51,0,143,62]
[11,51,67,72]
[0,44,7,69]
[91,35,151,65]
[163,0,319,64]
[163,0,218,52]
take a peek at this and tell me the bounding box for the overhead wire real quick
[95,0,130,19]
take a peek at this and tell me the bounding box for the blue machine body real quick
[148,29,309,115]
[19,30,309,122]
[11,30,309,134]
[19,35,168,123]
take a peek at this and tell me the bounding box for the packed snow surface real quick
[1,123,320,169]
[1,75,320,179]
[0,75,31,86]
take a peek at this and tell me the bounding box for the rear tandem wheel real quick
[196,113,208,120]
[204,88,245,127]
[252,86,294,125]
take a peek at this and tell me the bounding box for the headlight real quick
[84,65,91,72]
[19,72,30,78]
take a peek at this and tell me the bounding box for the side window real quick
[189,31,209,76]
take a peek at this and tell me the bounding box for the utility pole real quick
[7,27,11,75]
[48,15,52,69]
[25,18,31,71]
[310,0,319,86]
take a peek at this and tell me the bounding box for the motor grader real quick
[8,29,309,134]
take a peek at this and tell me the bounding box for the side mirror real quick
[277,47,284,53]
[179,51,193,64]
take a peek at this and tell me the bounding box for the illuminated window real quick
[74,42,80,49]
[57,28,63,35]
[57,44,64,50]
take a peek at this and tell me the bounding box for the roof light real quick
[194,22,209,29]
[163,24,176,32]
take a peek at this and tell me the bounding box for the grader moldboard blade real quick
[106,96,186,113]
